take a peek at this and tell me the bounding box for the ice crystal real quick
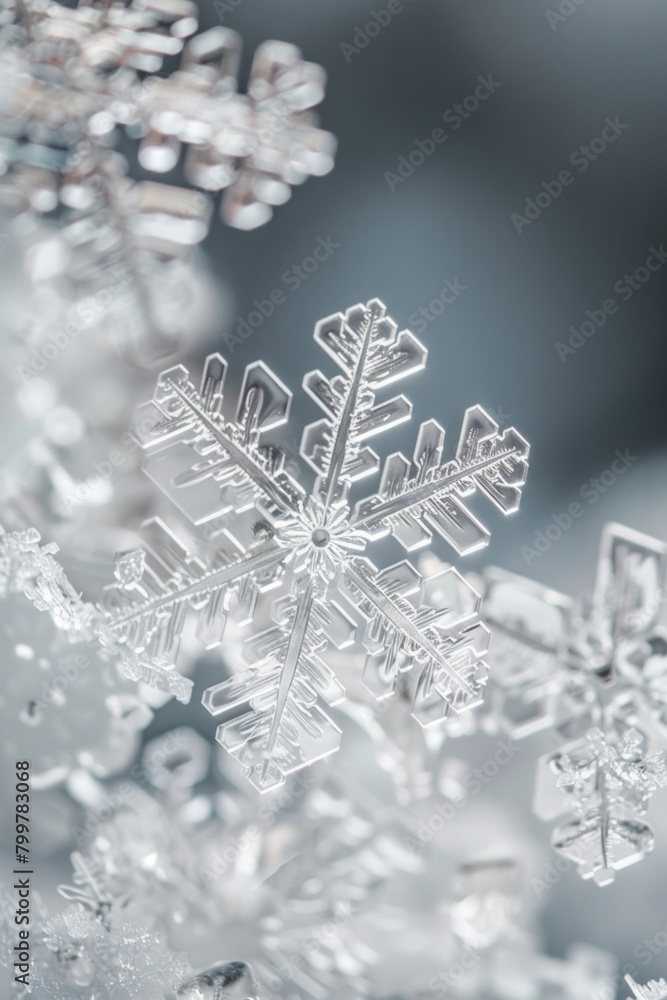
[450,860,520,951]
[0,525,152,796]
[0,525,94,631]
[29,857,189,999]
[541,727,667,886]
[626,976,667,1000]
[177,961,261,1000]
[0,3,334,361]
[64,739,422,999]
[0,3,334,227]
[473,524,667,885]
[470,566,582,741]
[100,298,529,790]
[0,523,195,703]
[37,719,619,1000]
[472,523,667,745]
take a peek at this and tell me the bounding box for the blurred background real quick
[3,0,667,988]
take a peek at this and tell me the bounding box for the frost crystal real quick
[0,3,335,361]
[0,3,334,229]
[23,852,191,999]
[545,728,667,886]
[477,523,667,884]
[0,526,155,787]
[177,961,261,1000]
[0,524,195,704]
[100,298,530,790]
[475,523,667,744]
[0,526,94,632]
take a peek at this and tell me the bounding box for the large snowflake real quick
[100,299,530,790]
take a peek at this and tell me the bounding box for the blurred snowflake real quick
[0,2,335,363]
[539,727,667,887]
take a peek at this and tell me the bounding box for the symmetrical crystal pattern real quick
[99,299,530,790]
[0,2,334,228]
[477,523,667,743]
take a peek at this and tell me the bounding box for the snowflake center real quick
[311,528,331,548]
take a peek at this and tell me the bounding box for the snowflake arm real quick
[0,525,198,702]
[0,527,93,632]
[139,29,337,229]
[352,406,530,555]
[545,728,667,886]
[301,298,427,502]
[57,852,119,923]
[201,581,354,791]
[343,558,490,724]
[99,518,287,704]
[133,353,304,524]
[626,977,667,1000]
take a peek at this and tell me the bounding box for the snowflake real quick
[545,728,667,887]
[63,732,421,1000]
[0,526,92,631]
[472,523,667,743]
[0,1,335,361]
[100,298,530,790]
[465,565,581,741]
[419,524,667,885]
[0,3,334,228]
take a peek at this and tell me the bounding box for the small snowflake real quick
[549,728,667,886]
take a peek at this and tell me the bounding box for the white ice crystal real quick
[0,1,335,227]
[470,523,667,745]
[0,526,153,790]
[99,298,530,790]
[0,1,335,363]
[542,727,667,887]
[464,524,667,885]
[0,523,195,703]
[26,855,189,999]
